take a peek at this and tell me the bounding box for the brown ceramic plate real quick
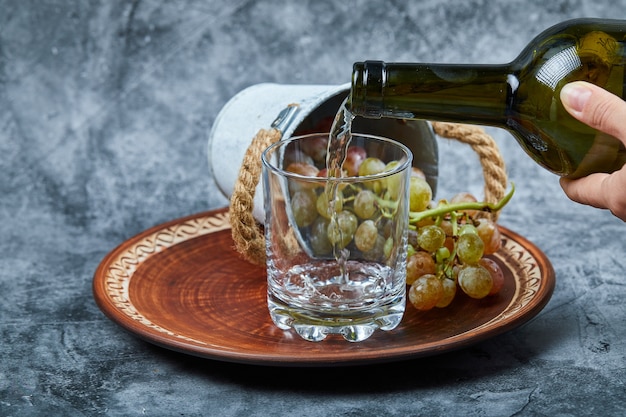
[93,207,554,367]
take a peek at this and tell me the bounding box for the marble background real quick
[2,0,626,416]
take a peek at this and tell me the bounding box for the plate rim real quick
[93,207,555,367]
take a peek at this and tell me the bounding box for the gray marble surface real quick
[2,1,626,416]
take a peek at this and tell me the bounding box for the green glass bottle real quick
[349,18,626,178]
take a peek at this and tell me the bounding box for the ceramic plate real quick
[93,208,554,367]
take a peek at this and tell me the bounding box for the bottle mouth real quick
[350,61,385,118]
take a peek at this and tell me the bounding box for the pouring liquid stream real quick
[325,98,355,285]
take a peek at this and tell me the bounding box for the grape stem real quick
[409,182,515,224]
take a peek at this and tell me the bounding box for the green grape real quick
[435,278,457,308]
[316,190,343,219]
[327,210,358,249]
[456,233,484,264]
[417,225,446,253]
[358,157,386,194]
[407,243,417,258]
[458,224,478,236]
[290,190,318,227]
[409,176,432,212]
[458,265,493,299]
[353,189,378,219]
[310,216,332,255]
[383,236,393,260]
[361,234,386,261]
[354,220,378,252]
[406,251,436,285]
[435,246,451,264]
[408,274,443,311]
[358,157,386,176]
[384,161,403,199]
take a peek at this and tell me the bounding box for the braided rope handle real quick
[228,128,282,266]
[431,122,508,216]
[228,123,507,266]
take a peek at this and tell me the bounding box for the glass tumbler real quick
[262,133,412,342]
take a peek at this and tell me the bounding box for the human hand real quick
[559,81,626,221]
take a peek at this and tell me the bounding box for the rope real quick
[229,128,282,266]
[229,122,507,265]
[431,122,508,220]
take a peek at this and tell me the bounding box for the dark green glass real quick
[349,18,626,178]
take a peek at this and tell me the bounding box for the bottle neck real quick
[349,61,513,126]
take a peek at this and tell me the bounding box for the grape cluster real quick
[283,137,409,262]
[280,134,514,313]
[405,179,513,311]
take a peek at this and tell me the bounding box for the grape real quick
[327,210,358,249]
[361,234,386,261]
[443,236,455,254]
[478,258,504,296]
[354,220,378,252]
[407,229,418,248]
[458,265,493,299]
[408,274,443,311]
[450,192,477,203]
[380,218,393,239]
[353,189,378,219]
[406,251,436,285]
[316,191,343,219]
[358,157,386,176]
[358,157,386,194]
[310,216,332,255]
[284,148,314,169]
[409,176,432,212]
[290,190,318,227]
[384,161,403,199]
[343,146,367,176]
[383,236,394,260]
[286,162,319,193]
[450,192,478,217]
[435,246,451,264]
[300,135,328,162]
[417,225,446,253]
[436,278,457,308]
[439,220,454,236]
[458,224,478,236]
[411,167,426,179]
[285,162,319,177]
[317,168,328,177]
[476,218,502,255]
[456,233,484,264]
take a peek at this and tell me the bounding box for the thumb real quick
[560,81,626,145]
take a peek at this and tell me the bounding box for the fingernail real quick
[561,83,592,112]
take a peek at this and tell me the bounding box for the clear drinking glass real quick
[262,133,412,342]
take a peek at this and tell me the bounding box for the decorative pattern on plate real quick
[103,212,230,344]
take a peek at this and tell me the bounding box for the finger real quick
[560,173,626,221]
[560,174,610,209]
[560,81,626,146]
